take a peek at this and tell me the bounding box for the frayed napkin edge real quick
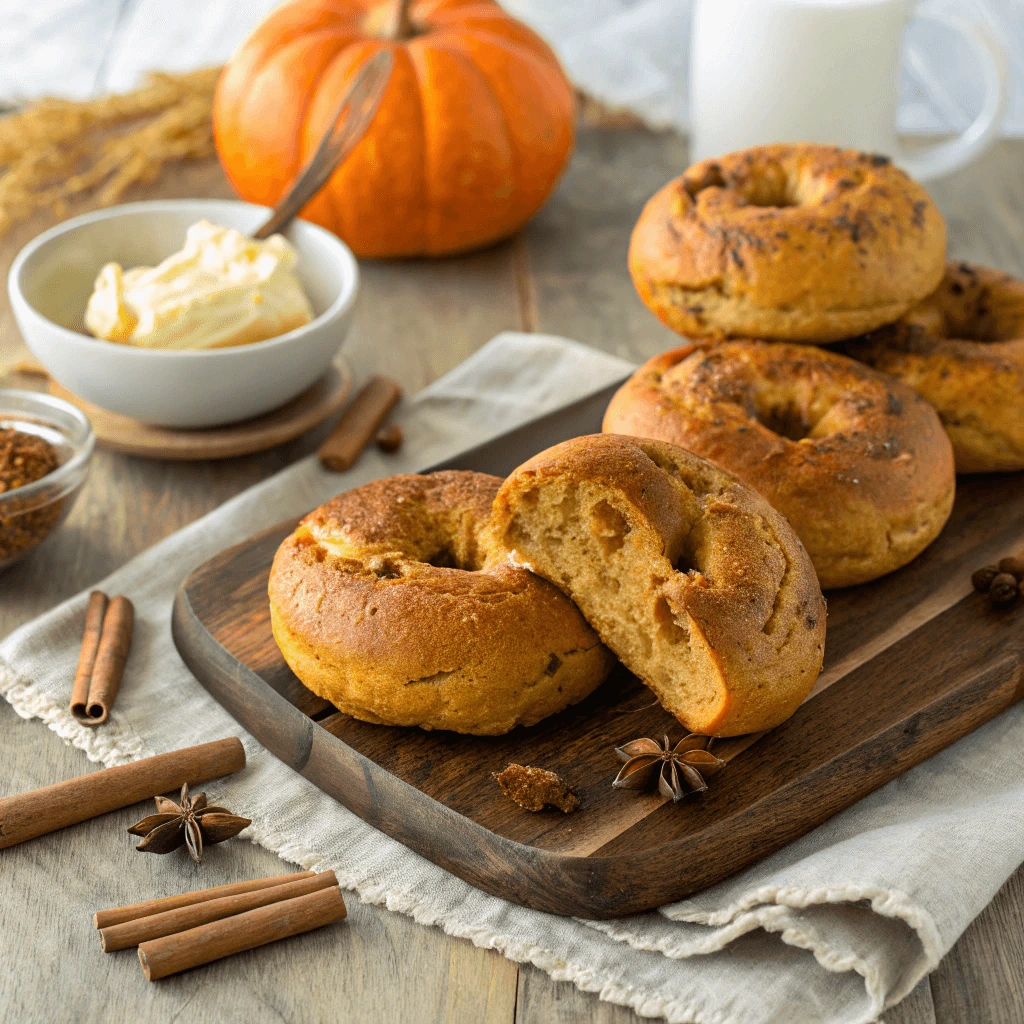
[0,651,744,1024]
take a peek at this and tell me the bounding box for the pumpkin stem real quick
[389,0,415,39]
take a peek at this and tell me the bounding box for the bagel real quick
[629,144,946,343]
[603,343,956,589]
[843,262,1024,473]
[491,435,826,737]
[269,471,615,735]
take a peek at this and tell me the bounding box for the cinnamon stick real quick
[138,885,347,981]
[101,871,338,951]
[83,595,134,725]
[0,738,245,850]
[318,375,401,471]
[70,591,108,720]
[94,871,316,929]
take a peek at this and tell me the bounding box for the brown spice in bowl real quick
[0,427,62,561]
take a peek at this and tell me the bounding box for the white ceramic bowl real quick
[8,199,359,428]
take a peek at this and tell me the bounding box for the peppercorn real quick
[972,565,999,593]
[988,573,1020,608]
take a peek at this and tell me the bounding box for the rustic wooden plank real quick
[516,962,640,1024]
[925,139,1024,273]
[520,127,685,363]
[886,980,938,1024]
[928,867,1024,1024]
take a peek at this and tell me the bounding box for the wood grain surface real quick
[1,131,1023,1020]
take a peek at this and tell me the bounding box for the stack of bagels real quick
[623,143,1024,588]
[269,143,1022,746]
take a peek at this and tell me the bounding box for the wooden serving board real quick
[172,385,1024,919]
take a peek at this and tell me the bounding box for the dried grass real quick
[0,67,222,237]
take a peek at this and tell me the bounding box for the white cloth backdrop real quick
[2,333,1024,1024]
[0,0,1022,135]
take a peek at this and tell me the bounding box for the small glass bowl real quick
[0,389,94,571]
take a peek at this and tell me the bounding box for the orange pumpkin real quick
[214,0,575,258]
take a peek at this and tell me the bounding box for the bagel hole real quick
[590,500,630,556]
[944,304,1010,342]
[743,182,797,208]
[737,162,802,208]
[754,401,811,441]
[683,164,726,199]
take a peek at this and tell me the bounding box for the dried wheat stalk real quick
[0,67,221,237]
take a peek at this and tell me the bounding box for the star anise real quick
[128,784,251,863]
[612,734,726,802]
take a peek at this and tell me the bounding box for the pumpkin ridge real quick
[417,0,494,18]
[429,28,568,100]
[426,36,519,205]
[246,4,365,76]
[432,31,573,218]
[302,39,389,243]
[294,39,367,172]
[426,26,551,68]
[403,40,437,254]
[427,11,560,62]
[228,30,363,204]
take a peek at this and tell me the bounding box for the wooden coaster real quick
[47,357,353,461]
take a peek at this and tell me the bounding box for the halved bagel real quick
[491,435,826,737]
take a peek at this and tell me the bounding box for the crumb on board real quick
[493,763,579,814]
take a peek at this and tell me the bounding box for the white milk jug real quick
[689,0,1007,180]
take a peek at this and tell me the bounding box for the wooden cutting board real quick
[172,385,1024,919]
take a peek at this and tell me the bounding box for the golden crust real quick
[603,343,956,589]
[629,144,947,343]
[843,262,1024,473]
[269,471,615,735]
[491,435,826,737]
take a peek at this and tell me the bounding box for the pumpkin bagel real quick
[844,262,1024,473]
[603,343,956,589]
[629,144,946,343]
[269,471,614,735]
[491,435,826,737]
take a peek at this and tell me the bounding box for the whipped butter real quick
[84,220,315,350]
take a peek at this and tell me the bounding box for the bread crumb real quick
[493,763,579,813]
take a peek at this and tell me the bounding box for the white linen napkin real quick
[2,332,1022,1024]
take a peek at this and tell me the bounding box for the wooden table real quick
[1,127,1022,1024]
